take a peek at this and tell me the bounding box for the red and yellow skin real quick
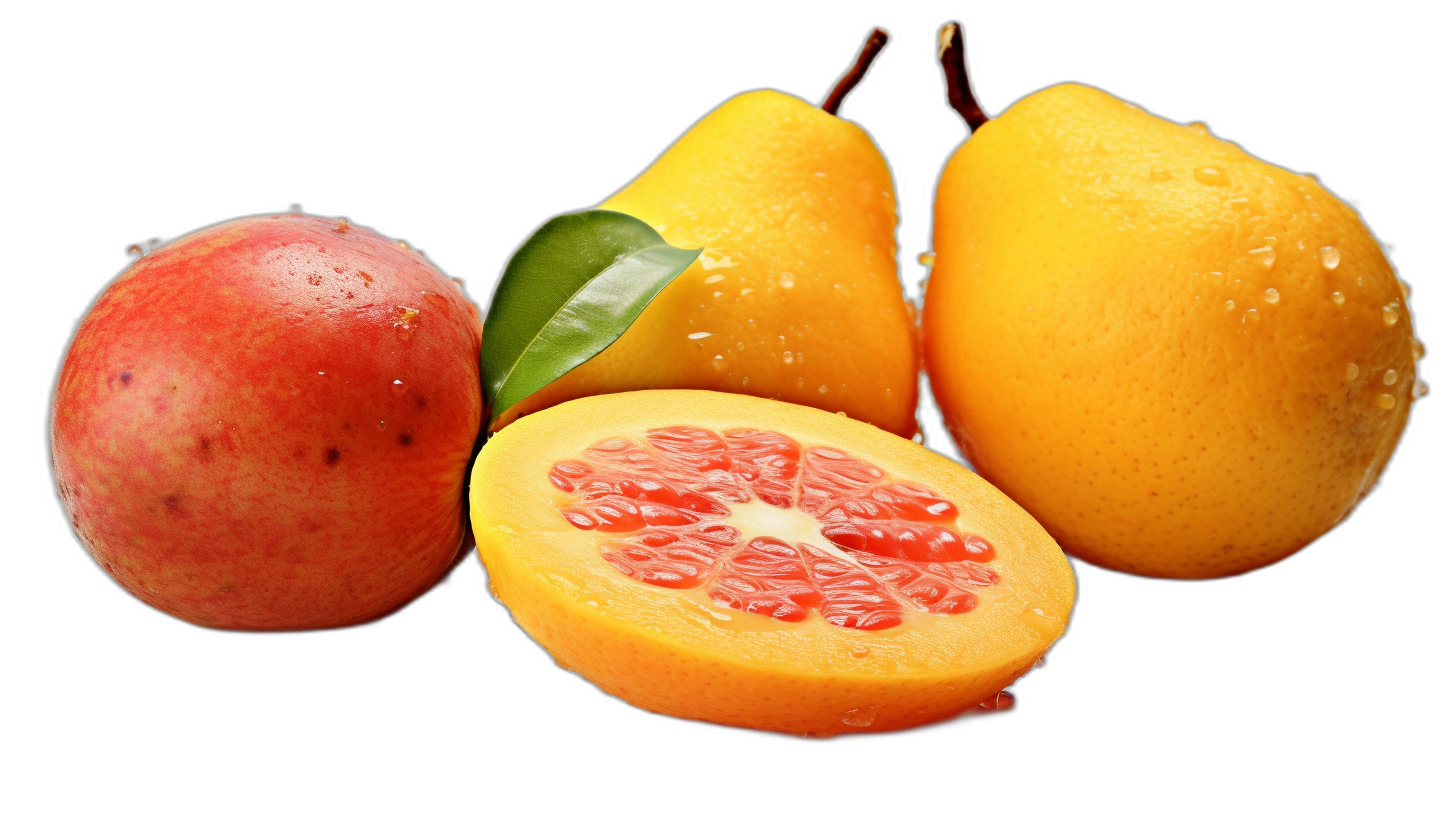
[52,214,482,630]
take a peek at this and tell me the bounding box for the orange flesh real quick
[470,391,1076,734]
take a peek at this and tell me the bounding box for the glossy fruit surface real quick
[498,90,919,438]
[471,390,1073,734]
[52,214,482,629]
[924,83,1418,578]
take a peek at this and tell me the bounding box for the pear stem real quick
[822,28,889,116]
[938,22,988,132]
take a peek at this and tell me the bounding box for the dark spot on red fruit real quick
[415,395,427,409]
[342,423,352,430]
[196,436,213,462]
[325,447,341,466]
[119,371,133,386]
[398,434,413,446]
[293,448,306,459]
[164,495,184,516]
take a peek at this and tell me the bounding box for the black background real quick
[22,11,1444,775]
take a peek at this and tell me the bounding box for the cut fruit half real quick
[470,390,1075,734]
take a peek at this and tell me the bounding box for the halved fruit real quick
[470,390,1075,734]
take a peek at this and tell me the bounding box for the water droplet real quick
[851,645,871,659]
[703,274,724,285]
[391,379,408,396]
[1383,303,1400,326]
[1149,167,1172,182]
[978,691,1015,711]
[288,203,303,213]
[1413,380,1430,399]
[126,244,144,259]
[318,370,326,376]
[1320,246,1340,269]
[1264,288,1280,304]
[740,288,754,296]
[818,385,829,394]
[1019,607,1061,636]
[1209,270,1222,276]
[395,239,411,251]
[1243,308,1260,324]
[1225,300,1236,311]
[741,377,749,387]
[335,217,350,233]
[1399,280,1411,299]
[841,707,877,728]
[782,351,794,364]
[1332,291,1346,305]
[1376,393,1396,410]
[778,272,795,289]
[1412,340,1426,361]
[1383,369,1398,386]
[378,420,387,430]
[1186,121,1209,135]
[736,342,745,352]
[1249,246,1275,268]
[796,352,804,364]
[1194,165,1230,186]
[393,306,420,341]
[1346,363,1360,381]
[711,355,725,371]
[687,332,712,341]
[918,252,936,267]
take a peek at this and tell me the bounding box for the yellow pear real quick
[498,31,919,438]
[922,24,1422,578]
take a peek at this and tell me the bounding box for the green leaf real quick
[481,210,702,427]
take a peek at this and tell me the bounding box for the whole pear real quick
[923,39,1419,578]
[498,34,919,438]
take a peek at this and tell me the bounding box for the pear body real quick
[500,90,919,437]
[924,83,1417,578]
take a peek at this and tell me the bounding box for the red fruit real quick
[51,214,482,630]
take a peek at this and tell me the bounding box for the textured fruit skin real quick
[52,214,482,629]
[924,84,1417,579]
[471,390,1074,734]
[500,90,919,438]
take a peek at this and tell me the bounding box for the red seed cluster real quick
[548,427,998,630]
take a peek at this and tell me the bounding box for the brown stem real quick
[938,22,988,131]
[822,28,889,116]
